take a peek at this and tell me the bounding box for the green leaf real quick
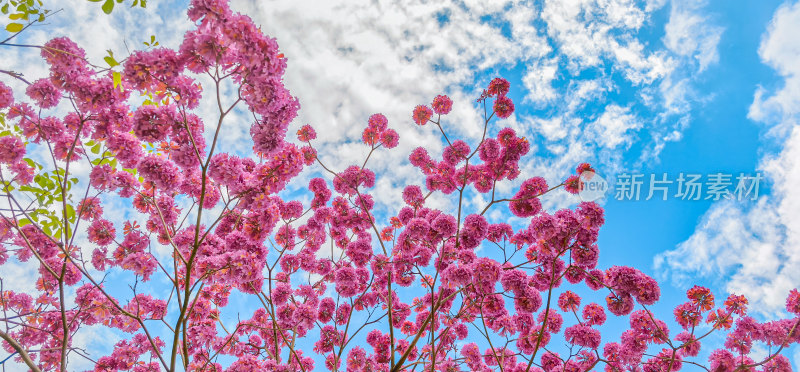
[8,12,24,19]
[5,22,23,32]
[101,0,113,14]
[1,4,10,14]
[104,57,118,67]
[65,204,75,222]
[90,142,102,154]
[112,71,122,90]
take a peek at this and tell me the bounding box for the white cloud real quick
[590,104,641,149]
[523,58,559,104]
[656,1,800,316]
[663,0,724,73]
[749,1,800,139]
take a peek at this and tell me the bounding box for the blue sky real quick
[2,0,800,369]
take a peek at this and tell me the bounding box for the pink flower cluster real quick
[361,113,399,148]
[2,0,799,370]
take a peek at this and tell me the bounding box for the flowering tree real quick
[0,0,799,371]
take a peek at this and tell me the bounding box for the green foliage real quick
[1,0,49,33]
[142,34,158,47]
[87,0,146,15]
[14,160,80,240]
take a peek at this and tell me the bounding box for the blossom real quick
[576,162,595,175]
[487,78,510,97]
[78,197,103,220]
[90,164,117,191]
[133,105,173,142]
[558,291,581,312]
[107,131,144,169]
[673,302,702,330]
[402,185,424,207]
[564,175,580,194]
[88,219,116,246]
[26,78,61,108]
[0,136,25,164]
[296,124,316,141]
[431,94,453,115]
[367,113,388,131]
[362,126,379,145]
[582,303,607,326]
[675,332,701,357]
[493,95,514,119]
[0,81,12,109]
[708,349,736,371]
[786,288,800,314]
[380,129,399,148]
[412,105,433,125]
[564,324,601,349]
[137,154,183,191]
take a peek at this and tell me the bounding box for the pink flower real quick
[487,77,510,97]
[88,219,116,246]
[367,113,388,131]
[708,349,736,371]
[760,355,792,372]
[558,291,581,312]
[606,293,635,316]
[78,197,103,220]
[786,288,800,314]
[493,95,514,119]
[564,175,580,194]
[379,128,399,148]
[442,140,469,165]
[676,331,701,357]
[107,131,144,169]
[412,105,433,125]
[251,116,287,157]
[402,185,424,207]
[362,126,379,145]
[133,105,174,143]
[582,303,607,326]
[431,94,453,115]
[296,124,316,141]
[479,138,500,161]
[564,324,601,349]
[137,154,183,191]
[576,162,595,175]
[0,81,13,109]
[0,136,24,164]
[90,164,117,191]
[10,160,33,185]
[26,78,61,108]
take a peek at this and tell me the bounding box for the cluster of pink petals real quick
[1,0,799,370]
